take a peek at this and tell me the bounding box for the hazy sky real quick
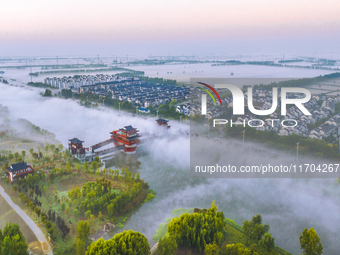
[1,0,340,56]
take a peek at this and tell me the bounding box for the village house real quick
[6,161,34,182]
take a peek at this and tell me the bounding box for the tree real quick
[158,236,177,255]
[243,220,252,246]
[204,242,219,255]
[92,161,98,172]
[299,228,323,255]
[167,201,225,252]
[98,211,103,221]
[65,206,70,215]
[242,214,269,245]
[86,230,150,255]
[85,210,91,219]
[86,238,115,255]
[90,214,95,226]
[73,209,79,219]
[221,243,255,255]
[84,162,89,173]
[43,89,52,97]
[77,221,90,241]
[76,221,90,255]
[76,238,86,255]
[21,151,26,160]
[0,223,29,255]
[25,174,33,186]
[258,233,275,254]
[34,207,41,218]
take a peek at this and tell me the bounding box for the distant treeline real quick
[278,59,303,63]
[27,82,54,88]
[38,67,144,76]
[243,72,340,90]
[41,64,107,70]
[211,60,340,71]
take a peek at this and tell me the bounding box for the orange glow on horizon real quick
[1,0,339,42]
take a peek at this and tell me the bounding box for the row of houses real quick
[44,74,120,89]
[78,77,190,108]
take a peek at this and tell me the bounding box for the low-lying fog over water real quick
[128,62,338,82]
[1,83,340,254]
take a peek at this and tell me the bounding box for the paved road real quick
[0,185,53,255]
[150,242,158,253]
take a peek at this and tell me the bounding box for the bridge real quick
[90,138,115,152]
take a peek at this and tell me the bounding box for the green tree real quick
[76,221,90,255]
[204,242,219,255]
[73,209,79,219]
[90,214,95,226]
[34,207,41,218]
[258,233,275,254]
[0,223,29,255]
[242,214,269,245]
[65,206,70,215]
[77,221,90,241]
[43,89,52,97]
[98,211,103,221]
[158,236,177,255]
[76,238,86,255]
[84,162,89,173]
[86,230,150,255]
[85,210,91,219]
[21,151,26,160]
[299,228,323,255]
[243,220,252,246]
[221,243,255,255]
[92,161,98,172]
[167,201,225,252]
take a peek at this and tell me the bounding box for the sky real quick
[1,0,340,56]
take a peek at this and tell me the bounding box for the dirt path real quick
[0,185,53,255]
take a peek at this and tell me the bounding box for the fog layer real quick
[1,84,340,254]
